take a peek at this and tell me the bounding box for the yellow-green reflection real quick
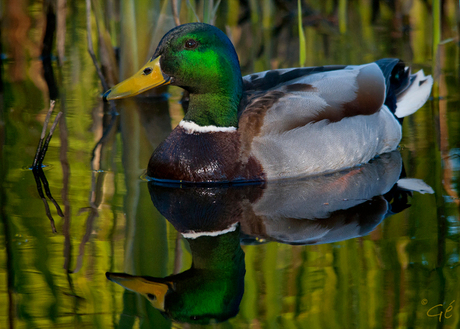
[0,0,459,328]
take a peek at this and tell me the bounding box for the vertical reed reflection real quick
[0,0,458,327]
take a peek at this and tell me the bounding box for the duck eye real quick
[184,39,197,50]
[142,67,153,75]
[146,293,156,301]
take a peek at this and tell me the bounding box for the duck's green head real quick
[104,23,243,127]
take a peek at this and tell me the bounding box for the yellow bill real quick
[106,272,171,311]
[103,56,170,100]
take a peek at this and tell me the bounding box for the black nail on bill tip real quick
[102,90,111,102]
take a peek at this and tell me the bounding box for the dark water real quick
[1,0,460,328]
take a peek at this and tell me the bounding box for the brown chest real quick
[147,126,265,183]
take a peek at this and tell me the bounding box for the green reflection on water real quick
[1,0,459,328]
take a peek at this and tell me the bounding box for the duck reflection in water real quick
[107,226,245,324]
[106,151,433,324]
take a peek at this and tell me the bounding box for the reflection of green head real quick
[107,228,245,324]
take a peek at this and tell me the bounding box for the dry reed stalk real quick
[56,0,67,66]
[86,0,109,91]
[172,0,181,26]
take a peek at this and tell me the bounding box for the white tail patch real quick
[394,70,433,118]
[397,178,434,194]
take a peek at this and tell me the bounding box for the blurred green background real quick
[0,0,459,328]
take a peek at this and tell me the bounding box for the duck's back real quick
[239,59,432,179]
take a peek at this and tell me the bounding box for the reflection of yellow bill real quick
[106,272,171,311]
[103,56,170,100]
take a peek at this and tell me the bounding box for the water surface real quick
[1,0,459,328]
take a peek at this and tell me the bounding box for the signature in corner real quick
[422,299,456,322]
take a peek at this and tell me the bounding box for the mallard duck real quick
[103,23,433,183]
